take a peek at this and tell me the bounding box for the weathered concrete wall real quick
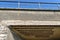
[0,10,60,21]
[0,10,60,40]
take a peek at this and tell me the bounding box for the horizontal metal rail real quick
[0,1,18,3]
[0,1,60,4]
[20,1,60,4]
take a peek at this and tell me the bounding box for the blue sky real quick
[0,0,60,10]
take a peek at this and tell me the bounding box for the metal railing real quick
[0,1,60,10]
[20,1,60,10]
[0,1,19,9]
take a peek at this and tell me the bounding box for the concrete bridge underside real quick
[0,9,60,40]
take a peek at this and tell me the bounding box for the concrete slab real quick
[0,10,60,21]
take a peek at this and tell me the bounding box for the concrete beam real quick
[0,10,60,21]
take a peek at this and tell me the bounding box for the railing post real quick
[18,0,20,9]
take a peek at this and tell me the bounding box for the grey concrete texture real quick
[11,31,22,40]
[1,10,60,40]
[0,10,60,21]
